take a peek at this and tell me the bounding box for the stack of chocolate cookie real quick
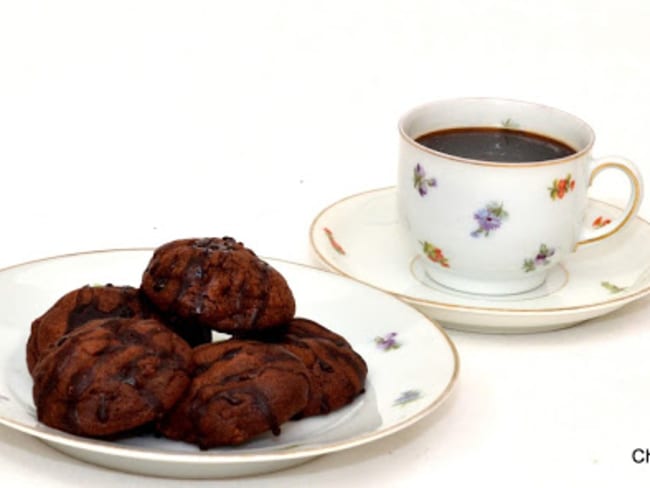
[27,237,367,449]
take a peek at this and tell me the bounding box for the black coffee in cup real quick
[415,127,576,163]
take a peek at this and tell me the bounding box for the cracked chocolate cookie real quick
[26,285,150,375]
[157,339,309,448]
[32,317,193,438]
[27,284,211,375]
[141,237,296,333]
[244,317,368,418]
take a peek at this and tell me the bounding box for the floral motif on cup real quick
[375,332,400,351]
[523,244,556,272]
[549,174,576,200]
[601,281,625,294]
[471,202,509,238]
[413,163,437,196]
[393,389,422,407]
[420,241,450,268]
[592,216,612,229]
[323,227,346,255]
[0,393,9,402]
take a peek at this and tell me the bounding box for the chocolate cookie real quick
[246,318,367,418]
[32,318,193,438]
[27,285,212,375]
[157,339,309,448]
[141,237,296,333]
[26,285,150,375]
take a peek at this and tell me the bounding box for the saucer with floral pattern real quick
[310,187,650,333]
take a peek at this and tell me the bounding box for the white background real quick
[1,0,650,486]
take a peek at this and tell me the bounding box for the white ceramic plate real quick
[310,187,650,333]
[0,249,458,478]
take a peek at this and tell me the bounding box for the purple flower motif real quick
[535,245,555,265]
[471,202,508,238]
[375,332,400,351]
[473,208,501,234]
[523,244,556,272]
[413,163,437,196]
[0,393,9,402]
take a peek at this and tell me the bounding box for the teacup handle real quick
[577,156,644,246]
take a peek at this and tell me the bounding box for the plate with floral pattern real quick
[310,187,650,333]
[0,249,458,478]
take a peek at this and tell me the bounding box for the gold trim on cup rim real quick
[398,97,595,167]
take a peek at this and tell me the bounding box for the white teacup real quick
[397,97,643,295]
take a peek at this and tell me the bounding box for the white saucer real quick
[0,250,458,478]
[310,187,650,333]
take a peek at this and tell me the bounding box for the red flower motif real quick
[592,216,612,229]
[420,241,450,268]
[549,174,576,200]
